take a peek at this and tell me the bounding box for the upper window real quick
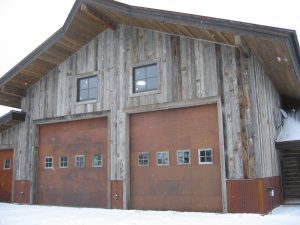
[3,159,11,170]
[198,148,213,164]
[177,150,191,165]
[59,156,68,168]
[133,63,157,93]
[77,75,98,102]
[137,152,149,166]
[92,154,103,167]
[45,157,53,169]
[75,155,85,168]
[156,151,169,166]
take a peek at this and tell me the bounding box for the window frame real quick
[59,156,68,168]
[76,74,98,103]
[3,159,11,170]
[75,155,85,168]
[92,154,103,168]
[137,152,149,166]
[44,156,53,169]
[176,150,191,165]
[130,59,160,97]
[156,151,169,166]
[198,148,213,164]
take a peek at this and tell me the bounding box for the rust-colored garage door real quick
[37,118,108,207]
[130,104,222,212]
[0,149,13,202]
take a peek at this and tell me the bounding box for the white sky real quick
[0,0,300,116]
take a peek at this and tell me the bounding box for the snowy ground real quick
[0,203,299,225]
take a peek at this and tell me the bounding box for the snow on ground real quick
[0,203,300,225]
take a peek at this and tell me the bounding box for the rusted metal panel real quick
[0,149,13,203]
[130,104,222,212]
[227,179,259,213]
[227,176,282,213]
[14,180,31,204]
[37,118,108,207]
[111,181,123,209]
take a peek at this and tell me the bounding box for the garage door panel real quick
[38,118,108,207]
[130,104,222,212]
[0,149,13,203]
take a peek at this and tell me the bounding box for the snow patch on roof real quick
[277,109,300,142]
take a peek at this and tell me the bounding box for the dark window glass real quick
[199,149,213,164]
[45,157,53,168]
[60,156,68,168]
[177,150,191,165]
[92,155,102,167]
[133,64,157,93]
[77,75,98,102]
[75,155,85,168]
[3,159,11,169]
[138,152,149,166]
[156,151,169,166]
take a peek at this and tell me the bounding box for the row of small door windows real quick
[77,63,158,102]
[137,148,213,166]
[2,159,11,170]
[44,155,102,169]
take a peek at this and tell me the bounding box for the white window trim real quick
[75,155,85,168]
[176,149,191,165]
[130,59,161,97]
[92,154,103,168]
[156,151,169,166]
[198,148,213,165]
[3,159,11,170]
[59,156,68,169]
[44,156,53,169]
[137,152,149,166]
[76,73,99,104]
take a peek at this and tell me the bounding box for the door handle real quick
[114,193,119,200]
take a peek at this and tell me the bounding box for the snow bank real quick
[277,110,300,142]
[0,203,300,225]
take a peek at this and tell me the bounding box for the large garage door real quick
[130,104,222,212]
[38,118,108,207]
[0,149,13,203]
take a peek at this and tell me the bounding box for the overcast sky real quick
[0,0,299,116]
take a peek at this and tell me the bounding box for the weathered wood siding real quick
[218,45,281,179]
[0,24,281,188]
[249,54,281,178]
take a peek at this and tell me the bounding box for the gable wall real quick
[0,24,281,190]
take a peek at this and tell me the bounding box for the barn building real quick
[0,0,300,213]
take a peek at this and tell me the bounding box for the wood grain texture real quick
[0,25,281,200]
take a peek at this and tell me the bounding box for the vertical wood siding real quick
[249,54,281,178]
[0,24,281,185]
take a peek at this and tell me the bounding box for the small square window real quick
[3,159,11,170]
[45,157,53,169]
[59,156,68,168]
[92,154,102,167]
[138,152,149,166]
[75,155,85,168]
[77,75,98,102]
[156,151,169,166]
[177,150,191,165]
[133,63,158,93]
[198,148,213,164]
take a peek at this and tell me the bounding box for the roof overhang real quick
[0,111,26,133]
[1,0,300,108]
[276,140,300,150]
